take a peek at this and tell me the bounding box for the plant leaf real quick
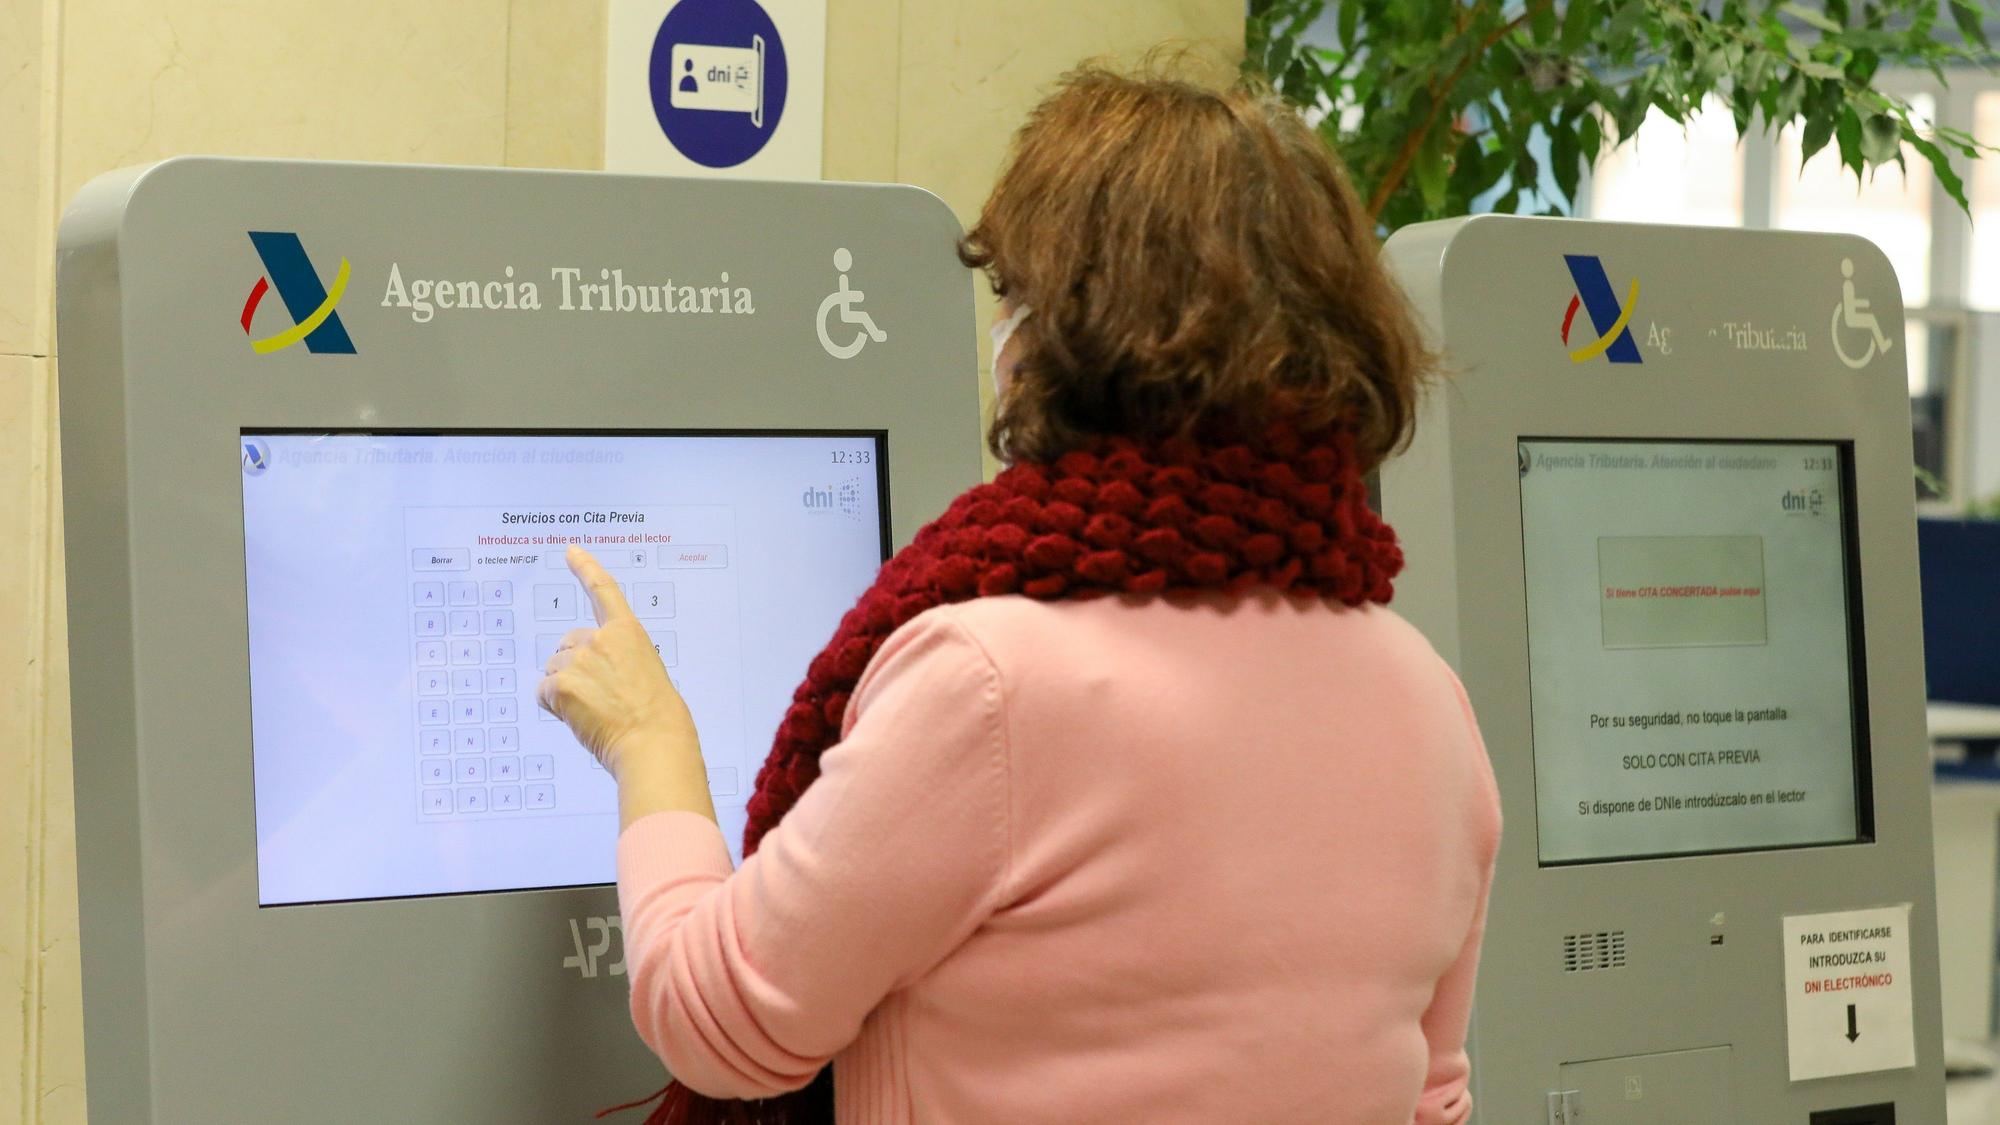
[1606,0,1647,48]
[1951,0,1992,51]
[1551,117,1583,205]
[1531,2,1558,44]
[1913,135,1971,215]
[1560,0,1599,52]
[1781,2,1842,33]
[1835,104,1864,184]
[1614,82,1652,141]
[1800,109,1836,166]
[1772,69,1807,122]
[1578,111,1604,164]
[1447,135,1488,199]
[1415,134,1450,214]
[1288,57,1316,95]
[1860,113,1901,165]
[1741,49,1772,99]
[1695,45,1730,89]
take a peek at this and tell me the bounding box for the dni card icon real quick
[670,36,767,128]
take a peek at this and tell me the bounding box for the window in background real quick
[1588,102,1745,226]
[1906,319,1947,500]
[1966,92,2000,309]
[1908,317,1937,396]
[1776,95,1935,307]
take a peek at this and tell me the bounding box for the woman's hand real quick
[539,546,715,827]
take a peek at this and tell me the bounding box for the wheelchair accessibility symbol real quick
[1830,257,1894,370]
[817,248,887,360]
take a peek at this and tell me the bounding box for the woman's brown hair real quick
[960,65,1433,471]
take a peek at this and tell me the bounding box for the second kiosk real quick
[1382,215,1943,1125]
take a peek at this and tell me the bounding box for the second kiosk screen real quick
[1517,438,1869,866]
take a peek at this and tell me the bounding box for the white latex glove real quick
[537,544,699,780]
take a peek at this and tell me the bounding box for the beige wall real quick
[829,0,1244,425]
[3,1,1238,1118]
[5,4,608,1118]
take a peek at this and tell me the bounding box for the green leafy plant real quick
[1246,0,1996,230]
[1931,459,2000,514]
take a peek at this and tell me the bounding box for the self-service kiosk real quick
[1381,216,1944,1123]
[56,158,978,1121]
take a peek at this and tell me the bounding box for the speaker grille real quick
[1562,930,1627,972]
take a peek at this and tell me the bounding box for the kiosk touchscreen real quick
[57,159,977,1121]
[243,430,890,906]
[1382,216,1941,1124]
[1521,438,1868,866]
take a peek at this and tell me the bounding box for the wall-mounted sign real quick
[606,0,826,180]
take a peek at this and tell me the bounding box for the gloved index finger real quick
[568,544,635,625]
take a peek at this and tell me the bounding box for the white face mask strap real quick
[993,302,1032,341]
[989,304,1032,399]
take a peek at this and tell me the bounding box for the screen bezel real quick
[1517,436,1875,868]
[239,427,893,907]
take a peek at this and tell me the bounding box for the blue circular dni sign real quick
[648,0,789,168]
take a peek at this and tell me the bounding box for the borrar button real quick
[412,548,470,570]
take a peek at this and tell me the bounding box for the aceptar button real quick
[660,544,728,569]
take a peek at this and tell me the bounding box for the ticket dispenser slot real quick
[1553,1046,1733,1124]
[1810,1104,1896,1125]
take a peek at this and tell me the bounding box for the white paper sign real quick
[606,0,826,180]
[1783,904,1917,1081]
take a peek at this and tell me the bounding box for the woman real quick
[541,66,1499,1125]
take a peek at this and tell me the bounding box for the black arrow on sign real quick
[1846,1004,1860,1043]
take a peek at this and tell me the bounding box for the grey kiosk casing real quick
[1382,215,1943,1123]
[56,158,978,1122]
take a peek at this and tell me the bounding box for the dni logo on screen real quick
[1781,487,1826,517]
[802,477,864,519]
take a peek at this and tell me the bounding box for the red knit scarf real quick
[605,425,1401,1125]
